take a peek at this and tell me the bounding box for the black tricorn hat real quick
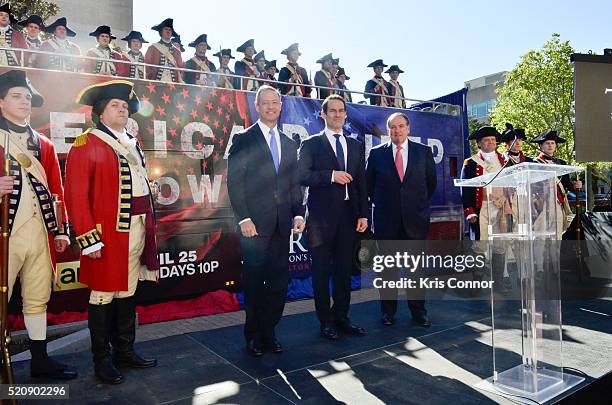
[385,65,404,73]
[336,67,350,80]
[0,3,17,24]
[76,79,140,115]
[18,15,44,29]
[89,25,116,40]
[367,59,388,68]
[500,123,527,142]
[236,39,256,53]
[213,49,235,59]
[0,70,44,108]
[332,57,339,65]
[264,60,278,71]
[253,50,265,61]
[316,53,334,64]
[468,125,500,141]
[533,129,566,144]
[44,17,77,37]
[121,30,148,44]
[189,34,211,49]
[151,18,176,35]
[281,43,301,56]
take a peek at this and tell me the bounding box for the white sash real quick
[0,128,49,187]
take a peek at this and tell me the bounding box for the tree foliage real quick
[7,0,60,24]
[490,33,575,163]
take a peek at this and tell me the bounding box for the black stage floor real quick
[12,299,612,404]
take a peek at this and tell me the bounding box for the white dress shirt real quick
[258,119,281,162]
[392,139,408,175]
[325,127,349,200]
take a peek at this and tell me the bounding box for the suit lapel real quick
[385,142,402,183]
[404,141,416,181]
[252,124,277,175]
[320,132,340,170]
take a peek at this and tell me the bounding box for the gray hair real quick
[255,85,281,105]
[386,112,410,128]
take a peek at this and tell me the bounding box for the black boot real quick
[89,303,124,384]
[29,339,78,380]
[111,297,157,368]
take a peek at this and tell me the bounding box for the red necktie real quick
[395,146,404,182]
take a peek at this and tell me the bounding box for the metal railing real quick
[0,46,462,115]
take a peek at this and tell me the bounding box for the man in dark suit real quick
[227,85,305,356]
[366,112,437,327]
[298,94,369,340]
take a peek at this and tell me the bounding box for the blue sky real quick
[134,0,610,102]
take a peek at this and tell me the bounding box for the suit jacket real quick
[366,140,436,240]
[298,132,368,243]
[227,123,304,237]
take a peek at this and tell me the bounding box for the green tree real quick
[490,33,574,163]
[8,0,60,24]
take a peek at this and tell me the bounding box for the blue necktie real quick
[334,134,345,171]
[269,128,280,173]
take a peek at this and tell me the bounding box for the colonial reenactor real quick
[0,3,26,67]
[234,39,259,91]
[37,17,81,72]
[364,59,391,106]
[278,43,311,97]
[84,25,129,77]
[18,15,44,67]
[385,65,406,108]
[121,30,148,79]
[331,57,340,77]
[65,80,159,384]
[314,53,336,100]
[264,59,279,88]
[336,67,352,103]
[144,18,183,83]
[500,123,533,165]
[213,48,237,89]
[184,34,216,86]
[532,129,581,236]
[460,126,505,242]
[0,70,77,380]
[253,50,267,87]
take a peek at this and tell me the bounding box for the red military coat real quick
[64,127,146,291]
[144,41,183,82]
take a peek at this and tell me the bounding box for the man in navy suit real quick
[227,85,305,356]
[298,94,369,340]
[366,113,437,327]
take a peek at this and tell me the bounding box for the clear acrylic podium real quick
[455,162,584,403]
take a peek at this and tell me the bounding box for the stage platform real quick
[11,297,612,404]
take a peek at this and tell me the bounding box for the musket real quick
[0,131,16,391]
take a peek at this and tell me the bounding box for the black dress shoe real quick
[336,321,366,336]
[31,357,79,380]
[268,338,283,353]
[113,350,158,368]
[246,339,264,356]
[412,314,432,328]
[95,356,124,385]
[381,314,395,326]
[320,325,339,340]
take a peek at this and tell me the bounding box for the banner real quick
[4,68,464,314]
